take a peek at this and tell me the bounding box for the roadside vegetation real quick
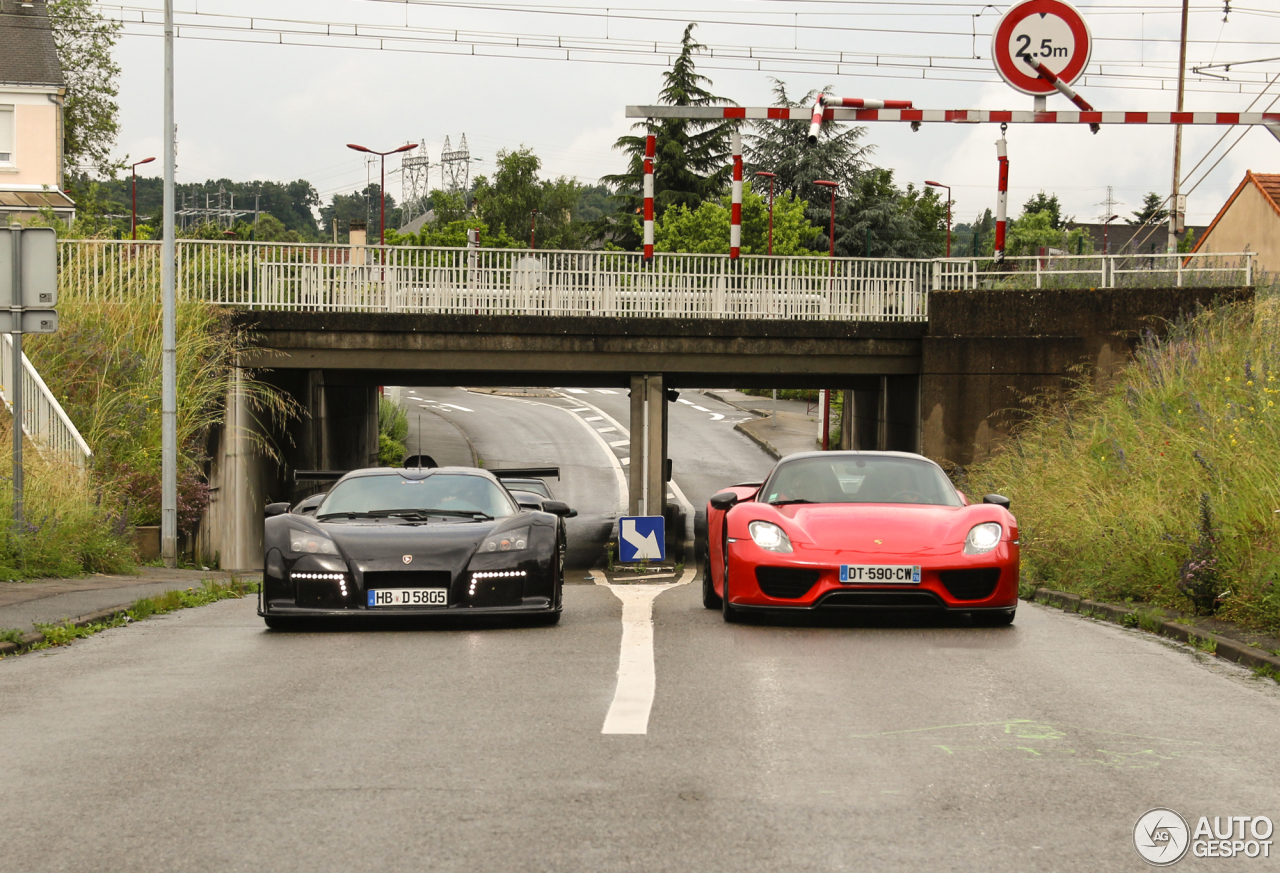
[964,282,1280,635]
[378,396,409,466]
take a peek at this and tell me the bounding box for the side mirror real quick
[543,500,574,518]
[264,502,291,518]
[982,494,1011,510]
[709,491,739,511]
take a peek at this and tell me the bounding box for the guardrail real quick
[56,241,1254,321]
[0,334,93,468]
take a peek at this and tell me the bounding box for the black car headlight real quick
[480,527,530,553]
[287,527,340,557]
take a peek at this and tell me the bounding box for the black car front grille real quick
[938,569,1001,601]
[755,566,821,599]
[363,571,453,590]
[819,590,946,609]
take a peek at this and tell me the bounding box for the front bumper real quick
[258,596,559,619]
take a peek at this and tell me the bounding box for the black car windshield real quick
[501,479,552,498]
[318,473,518,519]
[761,456,962,507]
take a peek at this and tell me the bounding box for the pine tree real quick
[1128,191,1170,226]
[602,24,736,249]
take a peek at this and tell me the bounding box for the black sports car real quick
[258,467,573,628]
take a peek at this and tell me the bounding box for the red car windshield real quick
[761,456,962,507]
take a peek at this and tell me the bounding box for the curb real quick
[0,602,136,658]
[734,420,781,460]
[1025,587,1280,676]
[699,389,762,417]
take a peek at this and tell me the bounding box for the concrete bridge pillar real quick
[627,374,666,518]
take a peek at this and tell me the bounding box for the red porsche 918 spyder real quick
[702,451,1018,625]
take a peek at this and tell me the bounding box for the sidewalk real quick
[702,389,821,460]
[0,568,255,636]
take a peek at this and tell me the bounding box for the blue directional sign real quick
[618,516,665,562]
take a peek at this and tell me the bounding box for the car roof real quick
[336,466,499,482]
[773,450,948,471]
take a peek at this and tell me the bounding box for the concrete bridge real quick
[55,241,1255,567]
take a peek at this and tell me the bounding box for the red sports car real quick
[702,451,1019,624]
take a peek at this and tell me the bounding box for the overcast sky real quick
[109,0,1280,227]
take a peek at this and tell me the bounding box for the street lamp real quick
[1102,214,1119,255]
[756,171,777,255]
[925,180,951,257]
[346,141,419,245]
[812,179,839,452]
[131,156,155,240]
[530,209,540,250]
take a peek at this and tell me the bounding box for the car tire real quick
[700,539,720,609]
[973,609,1015,627]
[721,535,740,623]
[263,615,296,631]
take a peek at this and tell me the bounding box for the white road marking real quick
[709,413,725,421]
[593,567,695,735]
[584,416,603,421]
[676,398,694,405]
[565,388,588,394]
[596,389,619,394]
[567,407,590,412]
[597,426,617,433]
[621,457,630,465]
[609,439,630,447]
[439,403,473,412]
[691,405,710,412]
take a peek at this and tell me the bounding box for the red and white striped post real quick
[730,130,743,260]
[643,134,655,260]
[807,96,914,144]
[994,126,1009,261]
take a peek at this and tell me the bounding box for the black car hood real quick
[319,518,501,572]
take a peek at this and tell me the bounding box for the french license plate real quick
[840,565,921,584]
[368,588,448,607]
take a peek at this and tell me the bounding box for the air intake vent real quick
[819,590,945,609]
[363,571,452,589]
[755,566,820,599]
[938,568,1001,601]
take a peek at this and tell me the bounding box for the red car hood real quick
[771,503,989,554]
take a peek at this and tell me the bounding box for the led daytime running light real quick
[290,572,347,580]
[471,570,528,579]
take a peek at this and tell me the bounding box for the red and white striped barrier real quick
[627,105,1280,127]
[730,131,743,260]
[807,96,914,144]
[643,134,655,261]
[995,133,1009,261]
[1027,57,1100,133]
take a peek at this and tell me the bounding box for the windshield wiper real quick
[769,498,817,506]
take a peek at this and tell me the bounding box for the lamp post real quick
[131,156,155,240]
[812,179,839,452]
[346,142,419,244]
[925,180,951,257]
[756,171,777,255]
[1102,213,1119,255]
[530,209,539,249]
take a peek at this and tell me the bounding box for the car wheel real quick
[700,538,720,609]
[973,609,1015,627]
[263,615,296,631]
[721,534,740,623]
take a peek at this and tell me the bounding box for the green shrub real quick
[378,395,408,466]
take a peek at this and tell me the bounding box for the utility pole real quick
[1168,0,1190,253]
[161,0,177,567]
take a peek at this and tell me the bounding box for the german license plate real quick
[840,565,921,584]
[368,588,448,607]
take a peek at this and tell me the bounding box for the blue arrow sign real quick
[618,516,665,562]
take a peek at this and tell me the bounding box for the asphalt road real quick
[1,585,1277,871]
[2,388,1277,871]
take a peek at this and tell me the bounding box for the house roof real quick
[0,189,75,213]
[0,1,65,89]
[1193,171,1280,254]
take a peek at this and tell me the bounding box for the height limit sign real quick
[992,0,1092,96]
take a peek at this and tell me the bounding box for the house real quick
[1191,171,1280,275]
[1065,222,1202,256]
[0,0,74,223]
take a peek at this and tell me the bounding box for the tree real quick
[1128,191,1170,226]
[653,183,820,255]
[320,185,399,242]
[46,0,122,178]
[999,210,1093,257]
[472,148,542,242]
[1021,191,1071,230]
[745,79,873,237]
[603,24,736,248]
[830,169,947,259]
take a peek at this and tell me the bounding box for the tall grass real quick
[966,287,1280,634]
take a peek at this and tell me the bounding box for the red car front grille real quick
[755,566,820,599]
[938,568,1001,601]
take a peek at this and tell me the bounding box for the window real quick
[0,106,13,163]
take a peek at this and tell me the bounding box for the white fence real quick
[57,241,1256,322]
[0,334,93,468]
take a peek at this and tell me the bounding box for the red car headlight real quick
[748,521,793,553]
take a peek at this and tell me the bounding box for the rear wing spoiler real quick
[490,467,561,480]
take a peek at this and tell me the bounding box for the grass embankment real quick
[0,577,258,656]
[965,288,1280,635]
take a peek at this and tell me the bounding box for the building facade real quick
[1192,171,1280,277]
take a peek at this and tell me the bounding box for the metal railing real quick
[56,241,1255,320]
[0,334,93,468]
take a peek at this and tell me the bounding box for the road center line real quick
[593,568,694,735]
